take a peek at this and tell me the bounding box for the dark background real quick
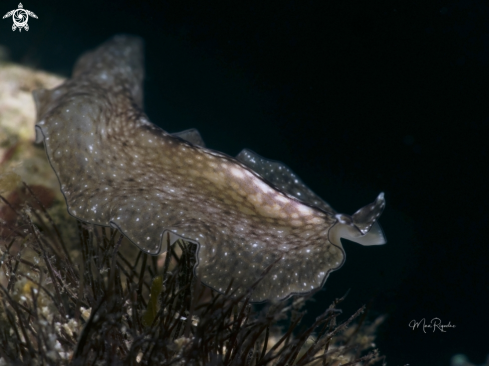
[1,0,488,365]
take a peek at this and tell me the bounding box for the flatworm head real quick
[33,35,386,302]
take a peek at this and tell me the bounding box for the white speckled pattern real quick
[33,35,386,302]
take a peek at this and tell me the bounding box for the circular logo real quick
[12,8,28,29]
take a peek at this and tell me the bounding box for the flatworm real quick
[33,35,386,302]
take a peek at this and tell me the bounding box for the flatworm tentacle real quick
[33,35,386,302]
[172,128,206,147]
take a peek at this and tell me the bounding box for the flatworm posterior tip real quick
[33,35,387,302]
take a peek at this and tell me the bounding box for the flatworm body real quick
[33,35,386,302]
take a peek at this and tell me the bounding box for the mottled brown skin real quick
[33,35,385,302]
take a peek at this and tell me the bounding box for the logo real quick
[409,318,456,333]
[3,3,38,32]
